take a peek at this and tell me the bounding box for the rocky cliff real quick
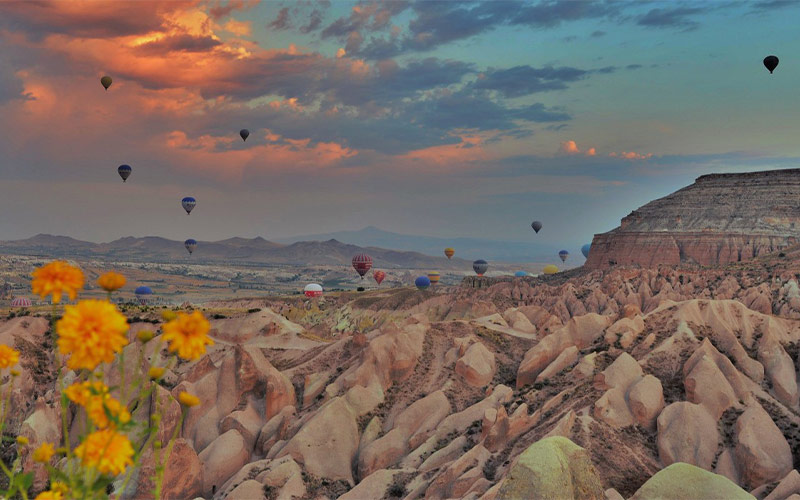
[586,169,800,269]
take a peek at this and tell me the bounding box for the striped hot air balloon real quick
[304,283,323,297]
[352,253,372,278]
[427,272,440,284]
[184,239,197,254]
[373,270,386,285]
[444,248,455,259]
[181,197,196,214]
[559,250,569,262]
[10,297,31,308]
[117,164,132,182]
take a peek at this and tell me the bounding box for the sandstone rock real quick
[425,444,491,499]
[630,462,754,500]
[219,399,263,451]
[420,436,469,472]
[456,342,496,388]
[605,488,625,500]
[764,470,800,500]
[198,429,251,497]
[344,380,384,416]
[628,375,664,429]
[735,404,793,489]
[19,398,61,492]
[224,480,265,500]
[758,334,799,408]
[302,371,329,408]
[536,346,579,382]
[594,352,642,392]
[714,447,740,486]
[684,353,738,420]
[132,438,203,500]
[502,309,536,334]
[496,436,603,500]
[657,402,718,469]
[340,469,413,500]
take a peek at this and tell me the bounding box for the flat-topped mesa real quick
[586,169,800,269]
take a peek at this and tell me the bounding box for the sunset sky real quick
[1,0,799,252]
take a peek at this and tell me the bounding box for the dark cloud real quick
[637,6,706,29]
[626,63,643,70]
[591,30,606,37]
[473,65,588,97]
[751,0,799,10]
[0,55,31,104]
[208,0,258,20]
[135,34,222,54]
[268,7,291,30]
[509,0,618,28]
[321,1,410,39]
[299,9,323,33]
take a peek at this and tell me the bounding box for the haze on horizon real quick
[1,0,799,254]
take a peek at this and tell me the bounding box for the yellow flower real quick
[161,310,177,322]
[87,395,130,430]
[51,482,69,495]
[10,369,20,377]
[178,391,200,407]
[31,261,84,304]
[33,442,55,463]
[0,345,20,369]
[148,367,165,380]
[16,436,28,446]
[162,311,213,360]
[56,300,128,370]
[74,429,133,476]
[97,272,126,293]
[136,330,154,343]
[65,380,107,406]
[34,491,62,500]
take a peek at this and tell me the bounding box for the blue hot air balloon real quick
[415,276,431,290]
[473,259,489,276]
[134,286,153,305]
[581,244,591,259]
[559,250,569,262]
[185,239,197,254]
[118,164,132,182]
[182,197,196,214]
[514,271,527,277]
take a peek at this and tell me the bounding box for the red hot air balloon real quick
[373,270,386,285]
[352,253,372,278]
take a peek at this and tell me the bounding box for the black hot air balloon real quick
[100,76,112,90]
[473,259,488,276]
[240,129,250,141]
[531,221,542,233]
[764,55,779,74]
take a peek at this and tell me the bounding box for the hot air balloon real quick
[444,247,455,259]
[581,244,591,258]
[531,221,542,233]
[352,253,372,278]
[10,297,31,308]
[415,276,431,290]
[559,250,569,262]
[514,271,527,277]
[304,283,323,297]
[117,164,132,182]
[182,197,196,215]
[427,272,440,285]
[543,265,558,275]
[357,287,365,292]
[373,270,386,285]
[184,239,197,255]
[764,55,779,74]
[240,129,250,141]
[100,76,112,90]
[473,259,488,276]
[134,286,153,305]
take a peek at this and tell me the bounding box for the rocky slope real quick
[7,252,800,499]
[586,169,800,269]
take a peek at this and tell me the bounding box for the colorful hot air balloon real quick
[240,129,250,141]
[764,55,779,74]
[427,271,440,284]
[444,247,455,259]
[182,197,196,215]
[304,283,323,297]
[184,239,197,254]
[352,253,372,278]
[117,164,132,182]
[134,286,153,305]
[415,276,431,290]
[10,297,31,308]
[373,270,386,285]
[473,259,488,276]
[514,271,527,277]
[581,244,591,258]
[100,76,112,90]
[559,250,569,262]
[543,265,558,275]
[531,221,542,233]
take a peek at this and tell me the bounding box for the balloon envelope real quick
[427,272,440,284]
[514,271,527,277]
[134,286,153,295]
[352,253,373,278]
[184,239,197,254]
[10,297,31,308]
[543,265,558,275]
[373,270,386,285]
[531,221,542,233]
[581,244,591,258]
[181,197,196,214]
[415,276,431,290]
[100,76,112,90]
[559,250,569,262]
[473,259,488,276]
[444,247,455,259]
[764,55,779,73]
[117,164,132,182]
[304,283,323,297]
[240,129,250,141]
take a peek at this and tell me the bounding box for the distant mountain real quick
[276,226,558,262]
[0,234,472,269]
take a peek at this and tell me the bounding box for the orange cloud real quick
[400,133,488,166]
[559,140,597,156]
[609,151,653,160]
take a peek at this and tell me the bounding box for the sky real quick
[1,0,800,254]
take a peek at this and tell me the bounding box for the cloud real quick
[268,7,291,30]
[134,34,222,54]
[473,65,588,97]
[636,6,706,30]
[751,0,800,11]
[559,140,596,156]
[208,0,259,20]
[591,30,606,37]
[299,9,324,33]
[609,151,653,160]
